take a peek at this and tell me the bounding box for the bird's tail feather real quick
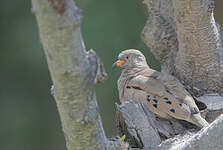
[190,114,209,128]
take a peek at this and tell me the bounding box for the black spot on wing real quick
[153,104,158,108]
[164,97,168,100]
[126,86,144,91]
[153,99,158,103]
[166,101,172,104]
[147,95,150,102]
[166,89,172,94]
[170,109,175,113]
[132,86,143,91]
[195,99,207,111]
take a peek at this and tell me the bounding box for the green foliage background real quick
[0,0,222,149]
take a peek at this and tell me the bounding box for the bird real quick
[112,49,209,128]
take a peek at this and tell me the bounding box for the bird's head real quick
[112,49,148,69]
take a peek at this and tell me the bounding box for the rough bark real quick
[116,100,161,149]
[142,0,178,75]
[32,0,126,150]
[172,0,223,96]
[158,114,223,150]
[142,0,223,96]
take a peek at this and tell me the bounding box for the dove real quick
[113,49,209,128]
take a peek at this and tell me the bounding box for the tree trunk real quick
[142,0,223,96]
[32,0,126,150]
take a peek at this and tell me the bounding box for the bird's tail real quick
[190,114,209,128]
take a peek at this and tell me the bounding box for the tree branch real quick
[142,0,223,96]
[158,114,223,150]
[116,100,161,149]
[172,0,223,95]
[142,0,178,75]
[32,0,126,149]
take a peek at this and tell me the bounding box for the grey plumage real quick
[114,49,209,128]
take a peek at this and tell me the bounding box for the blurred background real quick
[0,0,222,150]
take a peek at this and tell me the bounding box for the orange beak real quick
[112,60,125,68]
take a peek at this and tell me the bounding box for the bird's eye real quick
[126,56,129,59]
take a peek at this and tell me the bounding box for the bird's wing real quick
[157,73,199,111]
[128,71,199,121]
